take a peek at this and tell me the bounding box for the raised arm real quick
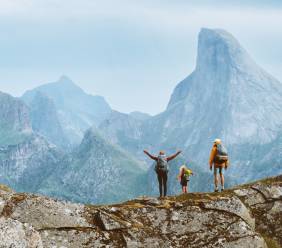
[143,150,158,161]
[166,150,182,161]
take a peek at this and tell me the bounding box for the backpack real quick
[155,155,169,172]
[214,144,229,164]
[183,169,192,181]
[183,172,189,181]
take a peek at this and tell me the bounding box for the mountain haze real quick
[28,91,68,148]
[0,92,63,193]
[39,127,147,204]
[0,92,31,145]
[22,76,112,146]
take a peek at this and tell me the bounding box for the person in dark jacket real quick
[144,150,181,197]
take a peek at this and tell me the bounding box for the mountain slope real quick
[0,92,63,193]
[0,175,281,247]
[129,111,151,121]
[22,76,112,145]
[0,91,31,146]
[39,127,147,204]
[28,91,69,148]
[98,111,148,161]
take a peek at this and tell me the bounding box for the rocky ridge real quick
[0,175,281,248]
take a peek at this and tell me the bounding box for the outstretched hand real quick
[143,150,148,154]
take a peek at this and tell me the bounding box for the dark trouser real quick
[157,170,168,197]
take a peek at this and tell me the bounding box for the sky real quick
[0,0,281,114]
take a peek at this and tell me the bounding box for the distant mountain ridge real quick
[38,127,147,204]
[22,76,112,146]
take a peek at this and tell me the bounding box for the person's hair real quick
[159,150,165,155]
[178,165,187,177]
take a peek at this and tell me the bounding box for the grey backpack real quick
[155,155,169,172]
[215,144,229,163]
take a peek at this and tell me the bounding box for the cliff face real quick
[0,175,281,248]
[0,134,63,192]
[0,92,63,193]
[0,91,31,146]
[28,91,69,149]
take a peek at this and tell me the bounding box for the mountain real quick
[0,92,63,193]
[38,127,147,204]
[0,91,31,146]
[0,174,281,247]
[140,28,282,184]
[98,110,148,161]
[22,76,112,146]
[28,91,69,148]
[166,28,282,145]
[129,111,151,121]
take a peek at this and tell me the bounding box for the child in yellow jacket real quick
[178,165,193,193]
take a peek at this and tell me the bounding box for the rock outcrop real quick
[0,175,281,247]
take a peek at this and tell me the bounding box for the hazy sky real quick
[0,0,281,114]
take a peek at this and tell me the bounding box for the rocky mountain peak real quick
[57,75,75,85]
[165,28,282,146]
[22,76,112,146]
[196,28,251,73]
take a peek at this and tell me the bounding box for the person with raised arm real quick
[144,150,181,198]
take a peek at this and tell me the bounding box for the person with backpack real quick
[144,150,182,198]
[209,139,229,192]
[178,165,194,194]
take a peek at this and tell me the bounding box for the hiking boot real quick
[214,188,219,192]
